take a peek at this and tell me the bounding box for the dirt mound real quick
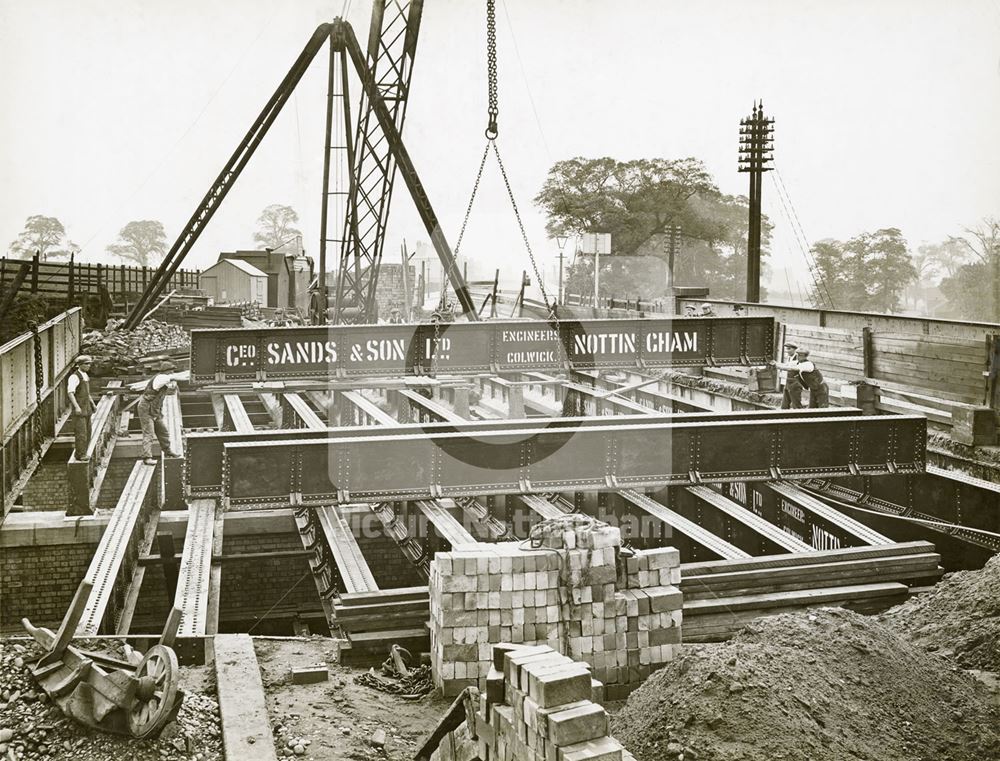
[880,552,1000,672]
[611,607,1000,761]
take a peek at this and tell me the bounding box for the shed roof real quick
[206,258,268,278]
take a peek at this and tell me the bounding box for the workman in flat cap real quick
[138,360,180,465]
[67,355,97,460]
[772,346,829,408]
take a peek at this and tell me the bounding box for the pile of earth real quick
[611,606,1000,761]
[0,639,222,761]
[880,551,1000,672]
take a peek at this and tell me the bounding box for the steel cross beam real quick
[185,408,861,495]
[189,316,776,383]
[213,413,926,507]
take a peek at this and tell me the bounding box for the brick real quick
[645,585,683,613]
[558,736,623,761]
[547,703,608,746]
[527,665,592,709]
[291,666,328,684]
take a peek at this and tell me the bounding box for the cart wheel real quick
[127,645,180,738]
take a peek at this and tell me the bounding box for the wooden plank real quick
[338,586,429,606]
[681,553,941,599]
[621,488,751,561]
[175,498,216,637]
[214,634,279,761]
[681,541,936,577]
[684,581,909,616]
[687,485,814,553]
[315,505,379,594]
[116,506,161,635]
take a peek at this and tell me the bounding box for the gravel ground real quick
[0,639,222,761]
[611,606,1000,761]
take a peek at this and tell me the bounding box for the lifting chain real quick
[486,0,498,139]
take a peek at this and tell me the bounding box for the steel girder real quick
[185,408,860,495]
[205,413,926,508]
[188,316,776,383]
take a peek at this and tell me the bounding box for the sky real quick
[1,0,999,305]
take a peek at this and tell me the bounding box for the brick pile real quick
[428,642,638,761]
[429,516,682,698]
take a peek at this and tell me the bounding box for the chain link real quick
[486,0,498,138]
[490,141,554,315]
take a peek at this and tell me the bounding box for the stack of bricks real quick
[429,516,682,699]
[427,642,639,761]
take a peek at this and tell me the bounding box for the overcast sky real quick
[1,0,998,303]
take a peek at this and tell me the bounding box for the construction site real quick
[1,2,999,761]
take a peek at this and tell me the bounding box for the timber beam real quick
[209,413,926,507]
[189,316,776,383]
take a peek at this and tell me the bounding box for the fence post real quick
[68,253,75,301]
[862,327,874,378]
[120,264,126,295]
[31,252,39,293]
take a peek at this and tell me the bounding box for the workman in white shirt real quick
[138,360,180,465]
[771,347,830,408]
[66,355,97,460]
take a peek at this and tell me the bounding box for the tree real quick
[938,217,1000,320]
[535,157,770,301]
[809,228,917,312]
[253,204,302,250]
[8,215,77,260]
[106,220,168,267]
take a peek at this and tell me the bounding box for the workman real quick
[67,355,97,460]
[699,302,715,317]
[777,343,804,409]
[772,347,829,408]
[138,360,180,465]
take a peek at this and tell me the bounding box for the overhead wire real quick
[768,166,835,308]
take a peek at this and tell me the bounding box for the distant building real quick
[218,249,314,314]
[200,258,269,306]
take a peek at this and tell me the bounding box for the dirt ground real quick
[611,606,1000,761]
[253,638,450,761]
[880,552,1000,672]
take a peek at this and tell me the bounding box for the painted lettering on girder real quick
[266,340,338,364]
[644,331,698,353]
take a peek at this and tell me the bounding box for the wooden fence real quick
[0,255,200,301]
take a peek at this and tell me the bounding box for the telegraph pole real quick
[738,101,774,303]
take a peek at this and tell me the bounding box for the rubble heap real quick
[80,318,189,374]
[0,640,222,761]
[611,607,1000,761]
[881,552,1000,672]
